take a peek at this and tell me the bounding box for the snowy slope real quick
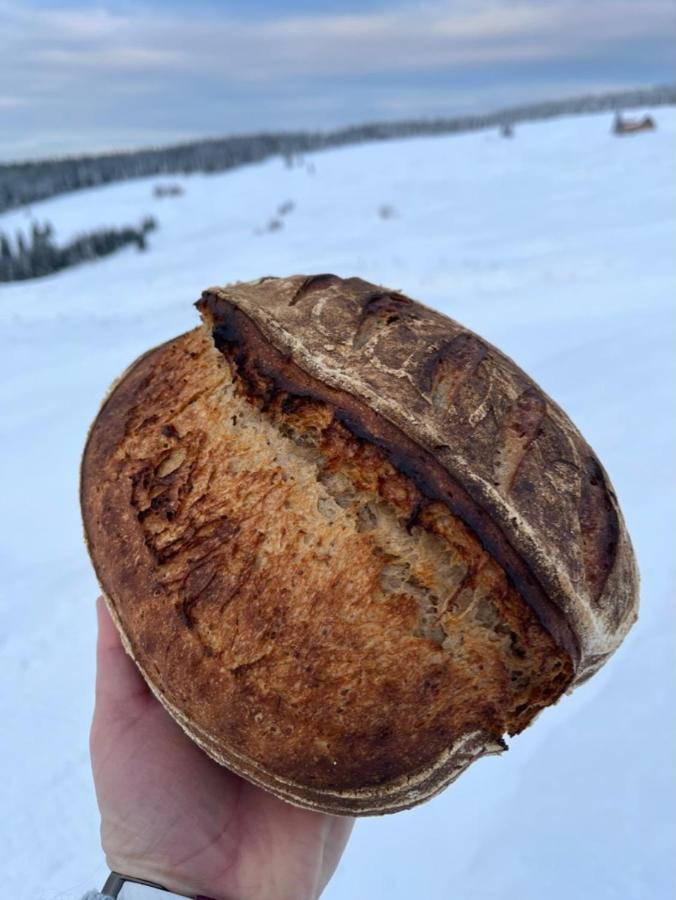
[1,109,674,900]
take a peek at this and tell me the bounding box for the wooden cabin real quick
[613,113,656,136]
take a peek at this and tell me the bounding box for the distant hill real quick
[1,84,674,215]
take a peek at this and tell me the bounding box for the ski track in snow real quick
[1,109,674,900]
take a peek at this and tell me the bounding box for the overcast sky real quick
[0,0,674,162]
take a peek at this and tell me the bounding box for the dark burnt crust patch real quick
[199,291,580,666]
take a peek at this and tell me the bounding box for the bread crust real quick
[199,276,639,684]
[101,588,505,815]
[80,275,639,815]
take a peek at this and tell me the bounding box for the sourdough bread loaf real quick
[80,274,639,815]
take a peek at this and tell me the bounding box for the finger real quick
[95,595,150,712]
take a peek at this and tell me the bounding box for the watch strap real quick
[101,871,215,900]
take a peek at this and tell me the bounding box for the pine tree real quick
[0,216,160,283]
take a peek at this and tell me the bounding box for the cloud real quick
[0,0,673,160]
[2,0,674,82]
[34,46,185,70]
[0,95,27,109]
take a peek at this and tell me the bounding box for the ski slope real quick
[1,108,674,900]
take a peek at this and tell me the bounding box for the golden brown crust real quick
[80,275,639,815]
[199,276,639,683]
[105,584,512,815]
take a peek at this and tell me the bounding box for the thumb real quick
[95,595,150,718]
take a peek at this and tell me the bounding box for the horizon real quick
[1,0,675,163]
[1,83,673,168]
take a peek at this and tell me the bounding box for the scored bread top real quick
[198,275,639,684]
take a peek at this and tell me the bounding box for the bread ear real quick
[198,275,638,683]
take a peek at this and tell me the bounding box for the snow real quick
[1,108,674,900]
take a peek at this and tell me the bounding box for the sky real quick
[0,0,674,162]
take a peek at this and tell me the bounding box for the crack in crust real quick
[199,275,639,681]
[206,309,574,733]
[203,293,582,666]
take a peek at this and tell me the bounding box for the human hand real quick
[90,597,354,900]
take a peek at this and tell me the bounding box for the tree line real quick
[1,86,673,215]
[0,217,157,283]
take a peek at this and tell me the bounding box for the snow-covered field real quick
[1,108,674,900]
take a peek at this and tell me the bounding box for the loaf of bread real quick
[80,274,639,815]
